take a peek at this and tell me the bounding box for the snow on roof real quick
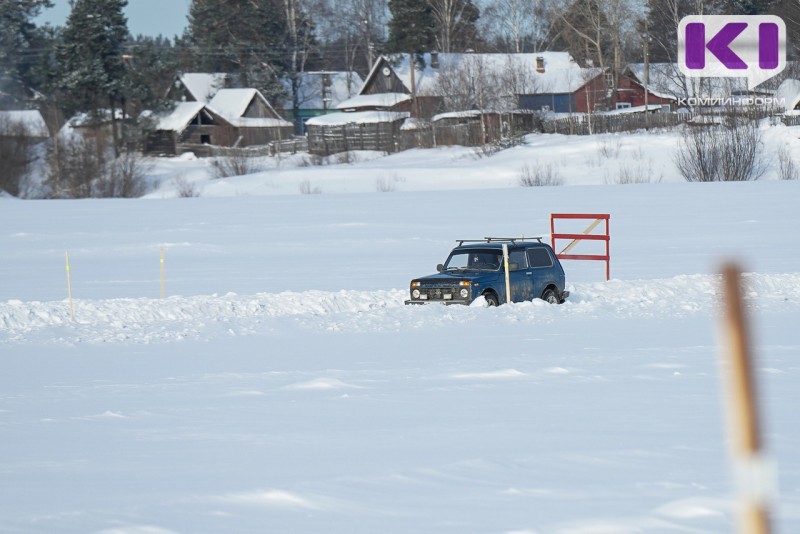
[374,52,598,97]
[284,72,364,110]
[399,118,425,130]
[336,92,411,110]
[0,110,49,137]
[625,63,749,100]
[207,88,259,119]
[432,110,485,121]
[206,89,293,128]
[153,102,206,132]
[179,73,229,103]
[65,109,125,128]
[305,110,410,127]
[599,104,666,115]
[233,117,293,128]
[776,79,800,113]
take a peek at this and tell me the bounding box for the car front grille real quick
[416,285,467,302]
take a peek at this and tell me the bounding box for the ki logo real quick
[678,15,786,89]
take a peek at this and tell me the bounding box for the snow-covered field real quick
[2,129,800,533]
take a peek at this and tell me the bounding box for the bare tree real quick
[318,0,387,73]
[46,132,106,199]
[284,0,317,132]
[482,0,556,53]
[95,153,152,198]
[425,0,477,53]
[674,117,767,183]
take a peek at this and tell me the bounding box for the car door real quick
[507,248,535,302]
[527,247,555,298]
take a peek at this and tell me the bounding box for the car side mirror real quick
[436,264,444,272]
[508,262,519,271]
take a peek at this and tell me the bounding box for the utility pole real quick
[409,53,418,118]
[643,19,650,131]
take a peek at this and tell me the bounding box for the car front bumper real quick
[404,299,471,306]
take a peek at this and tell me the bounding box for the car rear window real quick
[528,247,553,268]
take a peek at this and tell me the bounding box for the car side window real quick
[508,249,527,270]
[528,247,554,268]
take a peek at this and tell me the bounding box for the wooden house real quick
[361,52,595,117]
[207,88,293,146]
[305,93,411,155]
[145,102,234,156]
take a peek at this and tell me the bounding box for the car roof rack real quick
[456,236,543,246]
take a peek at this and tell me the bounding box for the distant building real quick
[145,88,292,156]
[362,52,600,116]
[282,71,363,134]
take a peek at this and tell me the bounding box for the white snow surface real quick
[2,128,800,533]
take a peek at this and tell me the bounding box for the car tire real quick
[484,292,499,307]
[541,288,559,304]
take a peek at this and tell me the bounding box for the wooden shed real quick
[145,102,235,156]
[207,88,294,146]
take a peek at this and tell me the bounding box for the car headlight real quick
[460,288,469,298]
[412,289,421,299]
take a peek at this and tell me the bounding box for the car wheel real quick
[541,288,559,304]
[484,292,499,307]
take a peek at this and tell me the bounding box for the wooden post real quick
[502,244,511,304]
[720,264,772,534]
[65,251,74,322]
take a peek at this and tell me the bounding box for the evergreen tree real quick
[0,0,53,107]
[55,0,130,119]
[386,0,435,54]
[123,35,179,115]
[188,0,290,101]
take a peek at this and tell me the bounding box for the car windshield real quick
[444,250,502,271]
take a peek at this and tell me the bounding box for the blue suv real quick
[405,237,569,306]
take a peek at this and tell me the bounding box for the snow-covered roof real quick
[153,102,207,132]
[400,118,425,130]
[179,73,229,103]
[0,110,49,137]
[208,89,261,119]
[599,104,666,115]
[65,109,125,128]
[305,110,410,127]
[336,92,411,110]
[207,89,293,128]
[776,79,800,113]
[625,63,749,100]
[369,52,599,97]
[284,71,364,110]
[432,110,486,121]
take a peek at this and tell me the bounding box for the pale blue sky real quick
[36,0,191,38]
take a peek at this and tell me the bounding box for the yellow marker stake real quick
[160,247,165,299]
[502,244,511,304]
[65,251,74,322]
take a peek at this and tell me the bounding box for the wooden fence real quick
[542,112,686,135]
[176,137,308,158]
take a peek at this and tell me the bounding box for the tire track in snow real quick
[2,273,799,344]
